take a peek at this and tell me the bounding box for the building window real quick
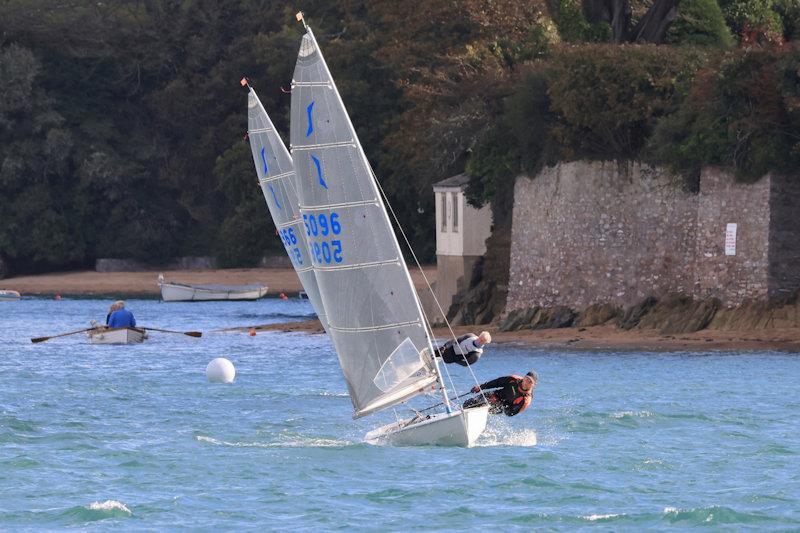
[451,192,459,233]
[441,193,447,232]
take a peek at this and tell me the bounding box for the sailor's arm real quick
[472,376,511,392]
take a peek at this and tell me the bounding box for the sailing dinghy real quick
[288,16,489,447]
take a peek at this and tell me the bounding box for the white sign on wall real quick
[725,223,737,256]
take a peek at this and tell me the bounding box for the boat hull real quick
[88,327,146,344]
[0,290,20,301]
[159,283,268,302]
[365,405,489,447]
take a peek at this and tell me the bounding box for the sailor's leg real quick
[439,344,458,364]
[463,395,487,410]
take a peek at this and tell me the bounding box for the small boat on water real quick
[0,290,21,301]
[87,327,147,344]
[157,274,268,302]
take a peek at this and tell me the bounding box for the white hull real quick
[365,405,489,447]
[0,290,20,301]
[159,282,268,302]
[88,327,146,344]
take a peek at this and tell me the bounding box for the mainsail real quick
[246,86,328,329]
[290,28,439,418]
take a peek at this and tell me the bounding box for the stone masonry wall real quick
[694,169,771,304]
[769,174,800,302]
[506,162,789,313]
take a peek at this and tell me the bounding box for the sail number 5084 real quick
[304,212,344,264]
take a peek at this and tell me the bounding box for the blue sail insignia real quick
[306,101,315,137]
[260,147,269,174]
[268,184,282,209]
[311,155,328,189]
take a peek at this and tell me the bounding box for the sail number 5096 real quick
[304,212,344,264]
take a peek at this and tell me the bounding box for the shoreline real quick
[238,320,800,353]
[0,267,436,298]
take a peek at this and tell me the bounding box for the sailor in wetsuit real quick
[434,331,492,367]
[463,371,537,416]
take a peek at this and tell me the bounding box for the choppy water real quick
[1,298,799,530]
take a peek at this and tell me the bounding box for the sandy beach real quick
[3,268,799,351]
[0,267,437,298]
[241,319,800,352]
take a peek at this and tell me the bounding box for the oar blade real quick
[184,331,202,337]
[31,336,50,343]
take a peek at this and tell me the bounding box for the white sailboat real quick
[288,16,488,447]
[243,82,328,329]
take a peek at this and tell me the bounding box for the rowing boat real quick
[87,327,147,344]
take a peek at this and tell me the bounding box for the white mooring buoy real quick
[206,358,236,384]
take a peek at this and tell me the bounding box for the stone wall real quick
[693,169,771,304]
[769,174,800,302]
[506,162,797,313]
[508,161,698,310]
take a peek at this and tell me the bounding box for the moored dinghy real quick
[289,15,488,447]
[157,274,268,302]
[87,327,147,344]
[0,290,21,301]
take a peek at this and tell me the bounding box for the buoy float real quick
[206,358,236,384]
[279,292,288,300]
[248,328,256,336]
[54,293,61,300]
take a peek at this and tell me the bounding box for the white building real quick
[422,174,492,323]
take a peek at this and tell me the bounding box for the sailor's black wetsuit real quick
[463,375,532,416]
[435,334,483,366]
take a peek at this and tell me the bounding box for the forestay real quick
[246,87,328,329]
[290,29,438,418]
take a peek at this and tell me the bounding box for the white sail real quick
[246,87,328,329]
[289,28,438,418]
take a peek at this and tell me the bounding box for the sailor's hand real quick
[471,385,480,393]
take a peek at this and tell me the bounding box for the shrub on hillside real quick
[547,45,709,161]
[666,0,734,46]
[649,48,798,183]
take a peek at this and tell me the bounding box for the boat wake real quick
[195,434,351,448]
[476,423,538,447]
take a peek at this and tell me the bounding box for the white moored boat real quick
[0,290,21,301]
[87,327,146,344]
[276,17,489,447]
[158,274,268,302]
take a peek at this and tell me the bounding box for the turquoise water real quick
[1,298,799,530]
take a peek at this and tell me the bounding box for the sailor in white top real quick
[435,331,492,367]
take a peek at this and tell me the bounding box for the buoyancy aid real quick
[500,375,532,417]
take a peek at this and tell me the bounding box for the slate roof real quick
[433,173,470,190]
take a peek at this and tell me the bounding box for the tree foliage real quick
[0,0,798,274]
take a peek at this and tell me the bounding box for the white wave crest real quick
[86,500,132,515]
[196,435,349,448]
[583,513,621,521]
[610,410,653,419]
[663,506,679,514]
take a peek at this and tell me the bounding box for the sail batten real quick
[246,87,329,330]
[290,28,437,417]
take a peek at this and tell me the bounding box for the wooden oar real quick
[140,327,202,338]
[31,327,99,343]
